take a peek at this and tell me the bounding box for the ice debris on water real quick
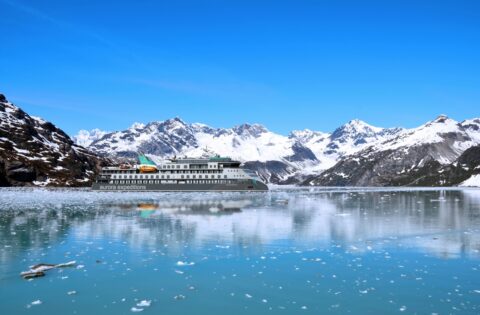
[176,261,195,266]
[21,261,76,279]
[31,300,42,306]
[67,291,77,295]
[136,300,151,307]
[131,307,144,312]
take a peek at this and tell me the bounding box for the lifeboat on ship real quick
[138,165,158,173]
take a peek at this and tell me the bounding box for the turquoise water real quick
[1,188,480,314]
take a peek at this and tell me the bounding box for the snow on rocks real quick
[460,174,480,187]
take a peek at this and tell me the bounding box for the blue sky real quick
[1,0,479,136]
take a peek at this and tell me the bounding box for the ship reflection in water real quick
[133,199,247,217]
[0,188,480,315]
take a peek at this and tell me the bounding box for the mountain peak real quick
[0,93,7,103]
[168,116,185,123]
[331,119,382,140]
[432,114,449,123]
[233,123,268,136]
[345,119,381,130]
[129,122,145,130]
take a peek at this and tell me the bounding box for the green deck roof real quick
[138,154,157,166]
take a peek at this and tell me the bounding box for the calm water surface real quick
[1,187,480,315]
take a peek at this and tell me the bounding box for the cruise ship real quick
[92,154,268,191]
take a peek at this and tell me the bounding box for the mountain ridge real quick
[75,114,480,185]
[1,89,479,187]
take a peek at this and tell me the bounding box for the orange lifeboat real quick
[139,165,157,173]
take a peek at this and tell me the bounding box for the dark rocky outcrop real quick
[302,145,480,187]
[0,93,109,187]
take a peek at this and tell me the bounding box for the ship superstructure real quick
[92,154,268,191]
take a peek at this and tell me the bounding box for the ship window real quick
[199,175,202,179]
[224,175,227,178]
[167,175,170,179]
[184,165,188,169]
[181,175,184,179]
[192,175,196,179]
[186,175,190,179]
[217,175,221,179]
[177,165,180,169]
[211,175,215,179]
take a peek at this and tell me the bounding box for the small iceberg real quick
[136,300,151,307]
[21,261,76,279]
[176,261,195,266]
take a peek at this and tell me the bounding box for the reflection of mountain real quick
[1,189,480,267]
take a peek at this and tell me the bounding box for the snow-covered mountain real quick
[73,128,109,147]
[76,118,403,183]
[2,88,478,187]
[304,115,480,186]
[0,94,107,186]
[290,119,404,171]
[76,114,480,186]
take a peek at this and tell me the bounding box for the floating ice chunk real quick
[136,300,151,307]
[67,291,76,295]
[473,290,480,294]
[76,265,85,269]
[174,295,186,300]
[301,306,308,310]
[22,260,77,278]
[56,261,76,268]
[262,299,268,303]
[31,300,42,306]
[399,306,407,312]
[245,294,252,298]
[131,307,144,312]
[176,261,195,266]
